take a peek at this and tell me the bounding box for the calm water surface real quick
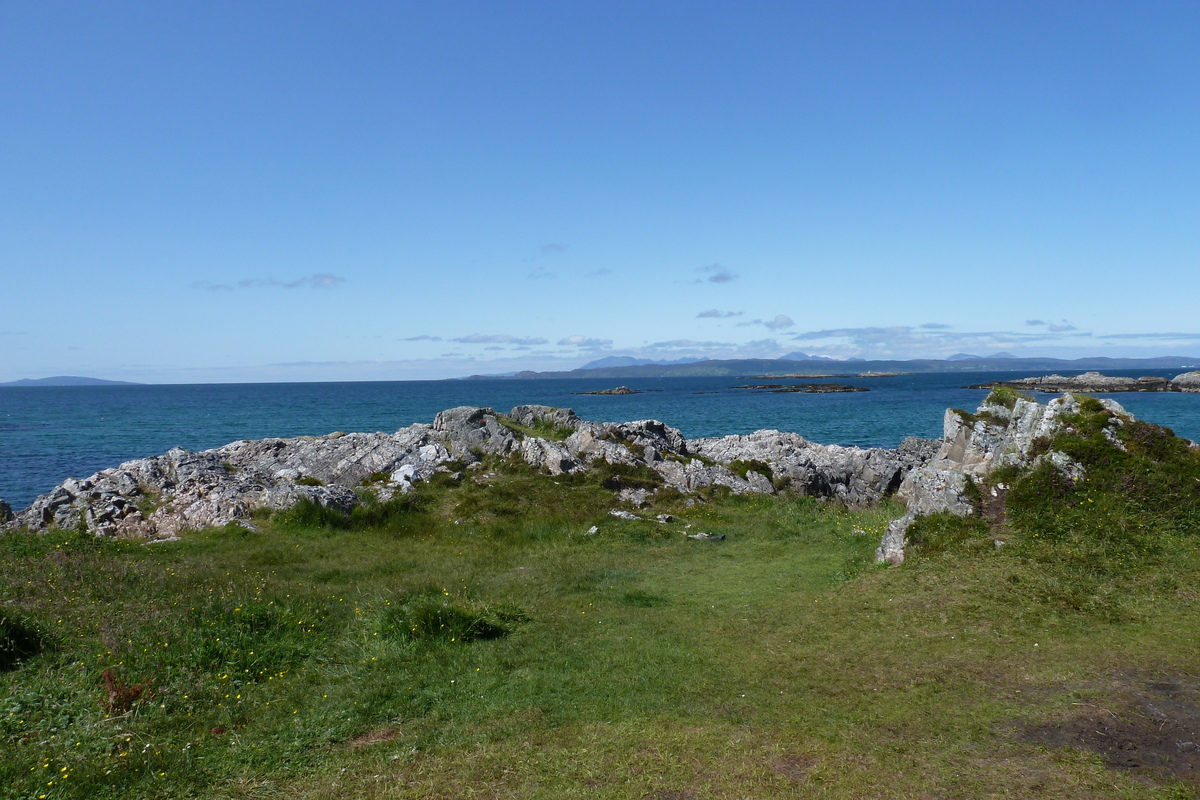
[2,370,1197,509]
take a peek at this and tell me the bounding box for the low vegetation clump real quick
[3,418,1199,799]
[497,417,575,441]
[1,608,47,671]
[985,385,1032,409]
[728,458,774,481]
[376,587,524,644]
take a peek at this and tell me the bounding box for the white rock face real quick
[6,404,936,540]
[875,393,1131,565]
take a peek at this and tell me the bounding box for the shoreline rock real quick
[4,404,936,541]
[969,371,1200,393]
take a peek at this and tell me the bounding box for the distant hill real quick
[579,356,703,370]
[463,355,1200,381]
[0,376,140,387]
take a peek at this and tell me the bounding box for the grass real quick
[496,417,575,442]
[2,428,1199,799]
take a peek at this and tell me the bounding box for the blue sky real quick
[2,1,1198,382]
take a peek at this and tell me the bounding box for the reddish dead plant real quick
[101,668,154,713]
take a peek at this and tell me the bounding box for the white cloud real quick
[697,309,742,318]
[558,336,613,348]
[787,325,1103,360]
[763,314,794,331]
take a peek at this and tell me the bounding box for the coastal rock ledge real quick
[970,370,1200,393]
[4,405,937,541]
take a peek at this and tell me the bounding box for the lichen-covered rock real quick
[433,407,520,461]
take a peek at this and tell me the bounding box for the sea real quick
[2,369,1198,511]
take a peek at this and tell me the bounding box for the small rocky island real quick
[576,385,640,395]
[735,383,869,393]
[969,370,1200,393]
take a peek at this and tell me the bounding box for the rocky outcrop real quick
[1175,371,1200,392]
[5,404,932,541]
[971,371,1200,393]
[875,393,1128,565]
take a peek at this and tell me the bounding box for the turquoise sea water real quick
[2,370,1198,510]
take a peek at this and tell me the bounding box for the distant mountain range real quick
[464,354,1200,381]
[0,376,140,387]
[779,351,838,362]
[947,352,1019,361]
[579,356,704,369]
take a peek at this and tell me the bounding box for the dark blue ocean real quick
[2,370,1198,510]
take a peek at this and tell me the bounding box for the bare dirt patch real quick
[980,483,1009,529]
[346,725,403,750]
[771,754,817,782]
[1021,674,1200,784]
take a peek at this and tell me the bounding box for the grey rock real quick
[608,509,641,520]
[519,437,578,476]
[688,430,928,506]
[1174,371,1200,392]
[507,404,583,431]
[433,406,518,461]
[618,487,651,507]
[0,500,13,524]
[875,393,1130,564]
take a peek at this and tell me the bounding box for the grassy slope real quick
[2,423,1199,799]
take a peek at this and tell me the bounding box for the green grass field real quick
[3,409,1199,799]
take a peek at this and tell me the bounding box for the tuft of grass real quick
[985,385,1031,409]
[587,459,664,492]
[497,417,575,441]
[376,587,524,643]
[728,458,774,481]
